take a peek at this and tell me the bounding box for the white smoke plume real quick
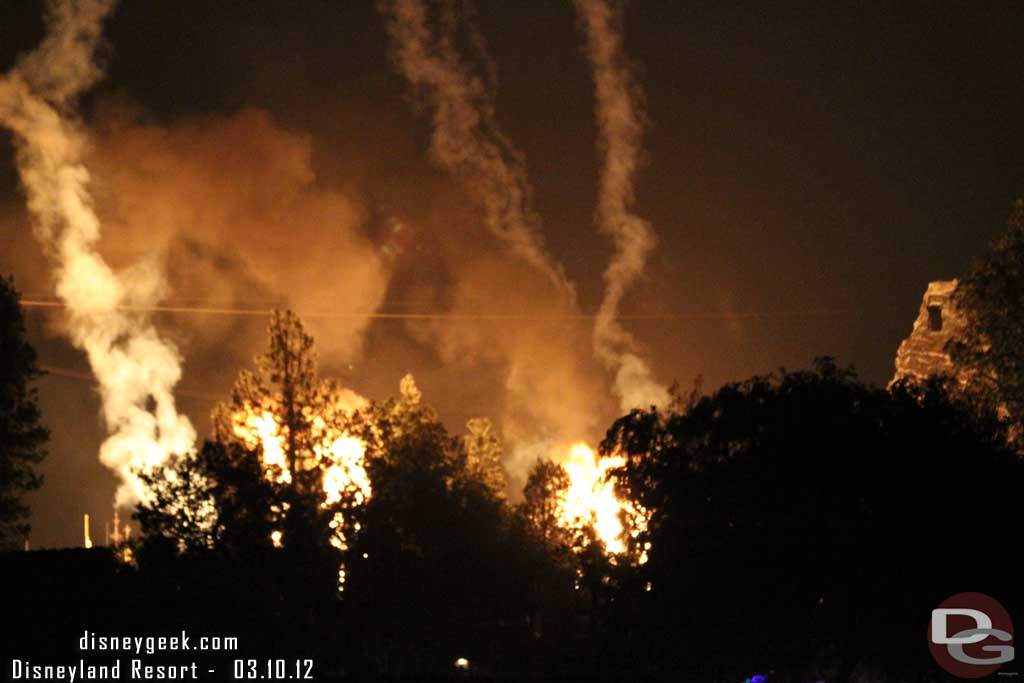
[575,0,668,411]
[0,0,196,506]
[381,0,573,302]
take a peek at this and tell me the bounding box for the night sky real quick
[2,1,1023,548]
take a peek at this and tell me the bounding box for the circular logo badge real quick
[928,592,1015,679]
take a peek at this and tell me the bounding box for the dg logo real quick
[928,592,1015,679]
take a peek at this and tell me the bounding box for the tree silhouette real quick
[212,310,322,485]
[136,311,362,567]
[134,441,275,555]
[0,275,48,550]
[464,417,508,498]
[950,198,1024,432]
[209,310,367,553]
[600,358,1022,680]
[133,311,548,676]
[322,374,565,676]
[518,458,572,553]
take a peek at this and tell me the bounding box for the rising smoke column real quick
[383,0,612,487]
[575,0,668,410]
[0,0,196,506]
[381,0,573,301]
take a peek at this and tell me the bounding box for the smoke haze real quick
[3,1,1019,546]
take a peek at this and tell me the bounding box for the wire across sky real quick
[19,298,904,321]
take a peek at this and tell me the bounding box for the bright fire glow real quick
[557,443,648,560]
[230,403,371,564]
[316,427,371,507]
[232,407,291,484]
[317,426,371,553]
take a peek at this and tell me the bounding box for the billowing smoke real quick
[83,108,391,365]
[381,0,614,487]
[2,0,662,523]
[0,0,195,506]
[575,0,668,410]
[403,248,608,488]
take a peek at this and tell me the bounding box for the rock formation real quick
[893,280,964,383]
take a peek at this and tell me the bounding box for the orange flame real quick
[230,401,371,585]
[232,407,292,484]
[557,442,648,561]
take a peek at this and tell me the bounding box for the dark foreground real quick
[2,546,1018,682]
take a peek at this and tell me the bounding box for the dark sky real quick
[2,1,1023,548]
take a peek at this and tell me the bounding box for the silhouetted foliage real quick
[121,352,1024,679]
[0,275,48,550]
[210,310,361,550]
[950,199,1024,431]
[136,311,371,578]
[134,441,277,556]
[335,378,572,676]
[518,458,572,555]
[464,416,508,498]
[132,312,573,677]
[598,358,1022,680]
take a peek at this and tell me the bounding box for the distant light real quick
[454,657,469,670]
[644,582,652,592]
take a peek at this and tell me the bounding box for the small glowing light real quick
[117,545,136,566]
[270,530,283,548]
[644,581,652,592]
[362,552,369,559]
[454,657,469,670]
